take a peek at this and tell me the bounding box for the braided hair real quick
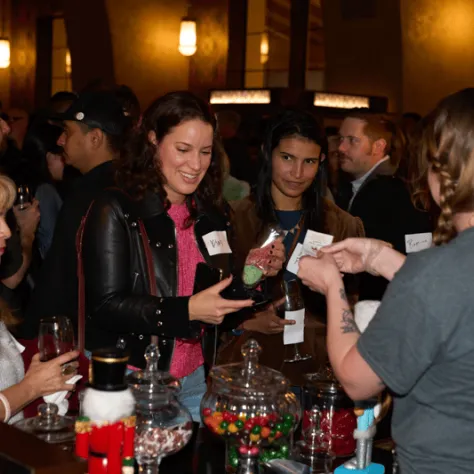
[420,88,474,245]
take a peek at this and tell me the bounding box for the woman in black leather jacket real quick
[81,92,258,420]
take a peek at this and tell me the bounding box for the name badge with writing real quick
[203,231,232,256]
[303,230,334,253]
[405,233,432,254]
[283,309,305,345]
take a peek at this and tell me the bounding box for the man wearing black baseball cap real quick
[25,90,133,335]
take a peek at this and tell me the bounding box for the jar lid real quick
[208,339,289,397]
[304,366,344,394]
[14,403,75,444]
[127,344,181,394]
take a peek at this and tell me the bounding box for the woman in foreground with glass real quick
[220,109,364,383]
[298,88,474,474]
[0,174,79,424]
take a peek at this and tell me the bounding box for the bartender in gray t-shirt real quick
[297,87,474,474]
[299,228,474,474]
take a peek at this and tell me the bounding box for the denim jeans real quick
[177,365,206,423]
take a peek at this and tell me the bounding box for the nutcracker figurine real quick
[75,348,136,474]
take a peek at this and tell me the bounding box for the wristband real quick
[0,393,11,423]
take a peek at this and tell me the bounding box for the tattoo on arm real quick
[339,287,348,302]
[339,287,360,334]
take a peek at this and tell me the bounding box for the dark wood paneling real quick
[289,0,310,89]
[226,0,247,89]
[189,0,229,99]
[34,16,53,108]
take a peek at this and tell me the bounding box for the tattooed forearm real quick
[339,287,359,334]
[340,287,348,302]
[341,308,360,334]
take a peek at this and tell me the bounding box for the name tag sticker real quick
[286,243,304,275]
[203,231,232,256]
[405,233,432,254]
[283,309,305,345]
[303,230,334,253]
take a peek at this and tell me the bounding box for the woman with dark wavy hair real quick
[219,109,364,385]
[81,92,260,420]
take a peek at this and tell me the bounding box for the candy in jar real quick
[201,339,301,473]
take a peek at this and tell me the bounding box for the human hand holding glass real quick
[38,316,76,376]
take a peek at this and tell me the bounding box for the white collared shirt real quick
[349,156,390,209]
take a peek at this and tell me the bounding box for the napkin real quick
[43,375,83,415]
[354,300,381,334]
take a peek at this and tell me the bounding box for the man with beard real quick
[337,112,432,300]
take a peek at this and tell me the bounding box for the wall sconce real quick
[210,89,271,105]
[260,32,269,64]
[65,50,72,74]
[314,92,369,109]
[0,38,10,69]
[179,18,197,56]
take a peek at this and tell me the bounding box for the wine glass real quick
[16,184,31,210]
[38,316,76,375]
[275,279,311,363]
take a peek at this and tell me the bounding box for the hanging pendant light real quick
[178,18,197,56]
[0,0,10,68]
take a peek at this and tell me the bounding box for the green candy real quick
[235,420,244,429]
[229,456,239,468]
[270,429,276,438]
[275,423,283,432]
[260,453,270,463]
[251,425,262,435]
[283,413,294,424]
[269,450,278,459]
[220,421,229,429]
[280,445,289,456]
[243,265,263,286]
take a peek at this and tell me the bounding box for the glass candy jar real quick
[302,369,356,460]
[201,339,301,473]
[127,344,193,474]
[294,406,333,473]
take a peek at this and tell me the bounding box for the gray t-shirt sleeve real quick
[357,256,442,396]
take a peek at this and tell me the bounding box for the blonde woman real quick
[0,174,79,424]
[298,88,474,474]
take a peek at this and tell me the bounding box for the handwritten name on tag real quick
[286,243,304,275]
[203,231,232,256]
[303,230,334,253]
[283,309,305,345]
[405,233,432,254]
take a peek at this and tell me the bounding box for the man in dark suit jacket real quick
[337,113,433,300]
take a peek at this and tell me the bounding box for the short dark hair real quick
[76,121,127,155]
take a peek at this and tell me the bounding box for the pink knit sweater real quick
[168,204,205,378]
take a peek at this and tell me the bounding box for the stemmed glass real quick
[16,184,31,210]
[275,279,311,363]
[38,316,76,374]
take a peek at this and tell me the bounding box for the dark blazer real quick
[344,160,433,300]
[82,188,243,370]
